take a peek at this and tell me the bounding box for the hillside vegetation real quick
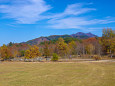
[0,28,115,61]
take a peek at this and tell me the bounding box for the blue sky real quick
[0,0,115,45]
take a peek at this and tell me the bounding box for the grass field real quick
[0,62,115,86]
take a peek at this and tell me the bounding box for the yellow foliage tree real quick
[25,45,41,59]
[0,44,13,60]
[100,28,115,57]
[56,38,69,56]
[85,44,95,56]
[68,41,77,55]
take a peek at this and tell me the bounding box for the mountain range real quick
[23,32,97,45]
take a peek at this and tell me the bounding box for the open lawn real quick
[0,62,115,86]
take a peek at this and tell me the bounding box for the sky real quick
[0,0,115,45]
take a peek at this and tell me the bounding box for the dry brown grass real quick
[0,62,115,86]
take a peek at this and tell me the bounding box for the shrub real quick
[93,55,101,60]
[51,53,58,61]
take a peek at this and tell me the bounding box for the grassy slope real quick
[0,62,115,86]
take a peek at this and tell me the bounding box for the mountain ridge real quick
[23,32,97,45]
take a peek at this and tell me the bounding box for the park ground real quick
[0,61,115,86]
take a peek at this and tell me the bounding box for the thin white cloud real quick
[48,17,115,29]
[48,17,86,29]
[48,3,96,19]
[64,3,96,15]
[0,0,51,24]
[48,3,115,29]
[0,1,115,29]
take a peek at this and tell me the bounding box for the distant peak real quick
[71,32,97,38]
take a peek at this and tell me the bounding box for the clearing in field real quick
[0,62,115,86]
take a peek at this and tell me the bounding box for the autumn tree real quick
[75,42,83,57]
[85,44,95,58]
[68,41,77,55]
[83,37,102,56]
[9,45,20,58]
[56,38,69,57]
[43,41,50,60]
[25,50,31,59]
[0,44,13,60]
[25,45,41,59]
[100,28,115,57]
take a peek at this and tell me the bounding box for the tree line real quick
[0,28,115,61]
